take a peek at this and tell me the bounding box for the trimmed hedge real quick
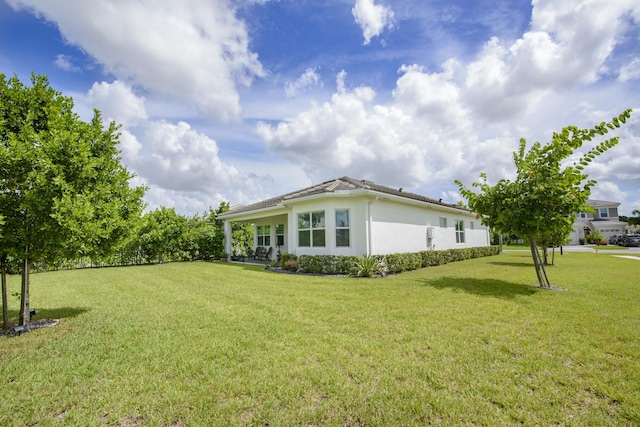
[290,246,500,276]
[297,255,359,275]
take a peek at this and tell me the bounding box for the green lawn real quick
[2,252,639,426]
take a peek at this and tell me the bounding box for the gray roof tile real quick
[218,176,467,217]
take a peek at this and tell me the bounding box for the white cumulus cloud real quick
[285,68,323,97]
[9,0,265,123]
[352,0,395,45]
[86,80,148,127]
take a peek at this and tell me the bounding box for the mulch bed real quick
[1,318,59,337]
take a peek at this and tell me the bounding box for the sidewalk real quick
[504,245,640,254]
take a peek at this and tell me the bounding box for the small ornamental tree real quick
[0,73,146,326]
[585,231,605,253]
[456,109,632,288]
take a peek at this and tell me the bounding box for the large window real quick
[298,211,325,247]
[257,225,270,246]
[455,220,465,243]
[335,209,350,247]
[439,217,447,228]
[276,224,285,246]
[599,208,609,218]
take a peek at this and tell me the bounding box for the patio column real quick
[224,220,232,256]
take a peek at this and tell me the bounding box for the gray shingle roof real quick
[218,176,467,217]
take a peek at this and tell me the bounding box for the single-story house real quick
[218,176,490,260]
[569,199,628,245]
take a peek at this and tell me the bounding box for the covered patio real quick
[223,211,288,263]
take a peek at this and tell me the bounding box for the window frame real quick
[257,225,271,247]
[335,209,350,247]
[275,224,285,246]
[439,217,447,228]
[297,210,326,247]
[455,220,465,244]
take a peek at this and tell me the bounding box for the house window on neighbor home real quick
[599,208,609,218]
[335,209,350,247]
[470,221,475,230]
[455,220,465,243]
[276,224,285,246]
[439,217,447,228]
[580,211,587,218]
[298,211,326,247]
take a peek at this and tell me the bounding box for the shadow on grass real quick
[419,277,538,298]
[7,306,89,322]
[488,261,533,268]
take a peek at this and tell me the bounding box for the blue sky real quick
[1,0,639,216]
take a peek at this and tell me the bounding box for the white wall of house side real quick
[287,196,368,257]
[368,198,489,254]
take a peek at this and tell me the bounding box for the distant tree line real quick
[1,202,253,273]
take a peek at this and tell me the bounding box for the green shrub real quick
[298,255,358,275]
[283,259,299,272]
[352,254,387,277]
[280,252,297,267]
[295,246,499,276]
[385,252,422,274]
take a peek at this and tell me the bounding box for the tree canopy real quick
[456,109,632,288]
[0,73,146,326]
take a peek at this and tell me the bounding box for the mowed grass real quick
[1,252,639,426]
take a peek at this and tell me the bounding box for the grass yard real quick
[1,252,639,426]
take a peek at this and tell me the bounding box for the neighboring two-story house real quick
[569,200,628,245]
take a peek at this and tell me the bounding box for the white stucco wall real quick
[288,195,489,256]
[369,198,489,254]
[288,196,367,257]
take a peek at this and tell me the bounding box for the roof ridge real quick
[219,176,468,217]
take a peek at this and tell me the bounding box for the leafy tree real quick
[208,201,254,259]
[536,228,570,266]
[585,230,605,253]
[232,222,254,258]
[456,109,632,288]
[0,73,146,326]
[137,207,188,263]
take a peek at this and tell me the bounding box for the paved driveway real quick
[561,245,640,254]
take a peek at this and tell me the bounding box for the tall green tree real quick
[137,207,188,263]
[0,73,146,326]
[456,109,632,288]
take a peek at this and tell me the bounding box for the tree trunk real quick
[1,256,8,330]
[528,236,551,288]
[19,257,30,326]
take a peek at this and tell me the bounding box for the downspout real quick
[366,197,378,256]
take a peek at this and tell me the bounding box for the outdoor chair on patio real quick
[253,247,266,260]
